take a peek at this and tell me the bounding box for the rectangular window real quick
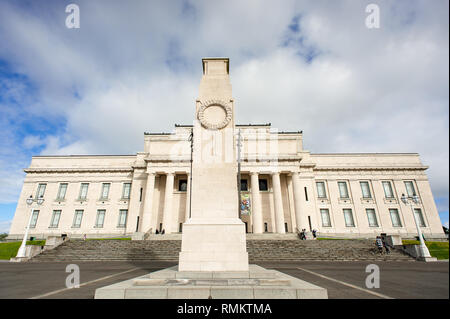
[320,209,332,227]
[404,181,417,197]
[366,209,378,227]
[30,210,39,228]
[343,209,355,227]
[100,183,110,200]
[382,181,394,199]
[49,210,61,228]
[79,183,89,200]
[122,183,132,199]
[95,210,106,228]
[240,179,248,191]
[72,210,83,228]
[259,179,268,191]
[118,209,128,228]
[56,183,68,200]
[414,208,426,227]
[36,183,46,199]
[360,181,372,199]
[338,182,349,199]
[389,209,402,227]
[304,187,309,201]
[139,188,143,202]
[316,182,327,198]
[178,180,187,192]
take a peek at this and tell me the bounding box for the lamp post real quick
[16,195,44,258]
[400,193,431,258]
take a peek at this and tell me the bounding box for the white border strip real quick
[296,267,394,299]
[30,267,140,299]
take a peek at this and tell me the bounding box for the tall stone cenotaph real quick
[178,57,248,271]
[94,58,328,299]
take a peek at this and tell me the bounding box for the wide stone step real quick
[31,239,414,262]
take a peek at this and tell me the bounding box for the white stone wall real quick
[8,131,445,240]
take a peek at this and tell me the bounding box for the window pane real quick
[73,210,83,227]
[366,209,378,227]
[240,179,248,191]
[258,179,268,191]
[389,209,402,227]
[405,181,416,197]
[360,182,371,198]
[316,182,326,198]
[338,182,349,198]
[178,180,187,192]
[101,183,110,199]
[57,183,67,200]
[30,210,39,228]
[50,210,61,228]
[383,181,394,198]
[96,210,105,228]
[414,209,426,227]
[320,209,331,227]
[118,210,127,227]
[80,183,89,199]
[343,209,355,227]
[124,183,131,198]
[36,183,46,198]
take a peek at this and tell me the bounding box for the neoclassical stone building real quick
[8,58,445,240]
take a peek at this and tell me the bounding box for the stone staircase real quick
[31,238,413,262]
[247,239,413,261]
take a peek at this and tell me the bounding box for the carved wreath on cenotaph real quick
[197,99,233,130]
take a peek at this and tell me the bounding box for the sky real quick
[0,0,448,233]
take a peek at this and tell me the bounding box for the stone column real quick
[291,171,305,232]
[272,172,286,234]
[141,172,156,233]
[184,172,191,223]
[162,172,175,233]
[250,172,263,234]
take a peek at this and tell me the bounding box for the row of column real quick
[140,171,304,234]
[251,171,304,234]
[140,172,190,234]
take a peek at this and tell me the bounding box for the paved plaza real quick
[0,261,447,299]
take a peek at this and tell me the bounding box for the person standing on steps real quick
[375,236,383,254]
[382,236,390,254]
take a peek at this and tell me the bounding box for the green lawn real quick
[0,240,46,260]
[402,240,449,260]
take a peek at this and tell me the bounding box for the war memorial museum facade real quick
[8,58,445,241]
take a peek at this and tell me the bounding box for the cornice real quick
[314,165,428,171]
[24,167,133,173]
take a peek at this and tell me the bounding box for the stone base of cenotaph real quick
[178,218,249,271]
[94,264,328,299]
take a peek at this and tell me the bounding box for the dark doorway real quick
[308,216,312,231]
[244,222,248,233]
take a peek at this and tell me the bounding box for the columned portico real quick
[162,172,175,233]
[184,172,191,223]
[250,171,263,233]
[271,172,286,234]
[141,172,156,233]
[291,171,305,232]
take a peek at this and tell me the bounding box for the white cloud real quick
[0,0,448,215]
[0,220,11,234]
